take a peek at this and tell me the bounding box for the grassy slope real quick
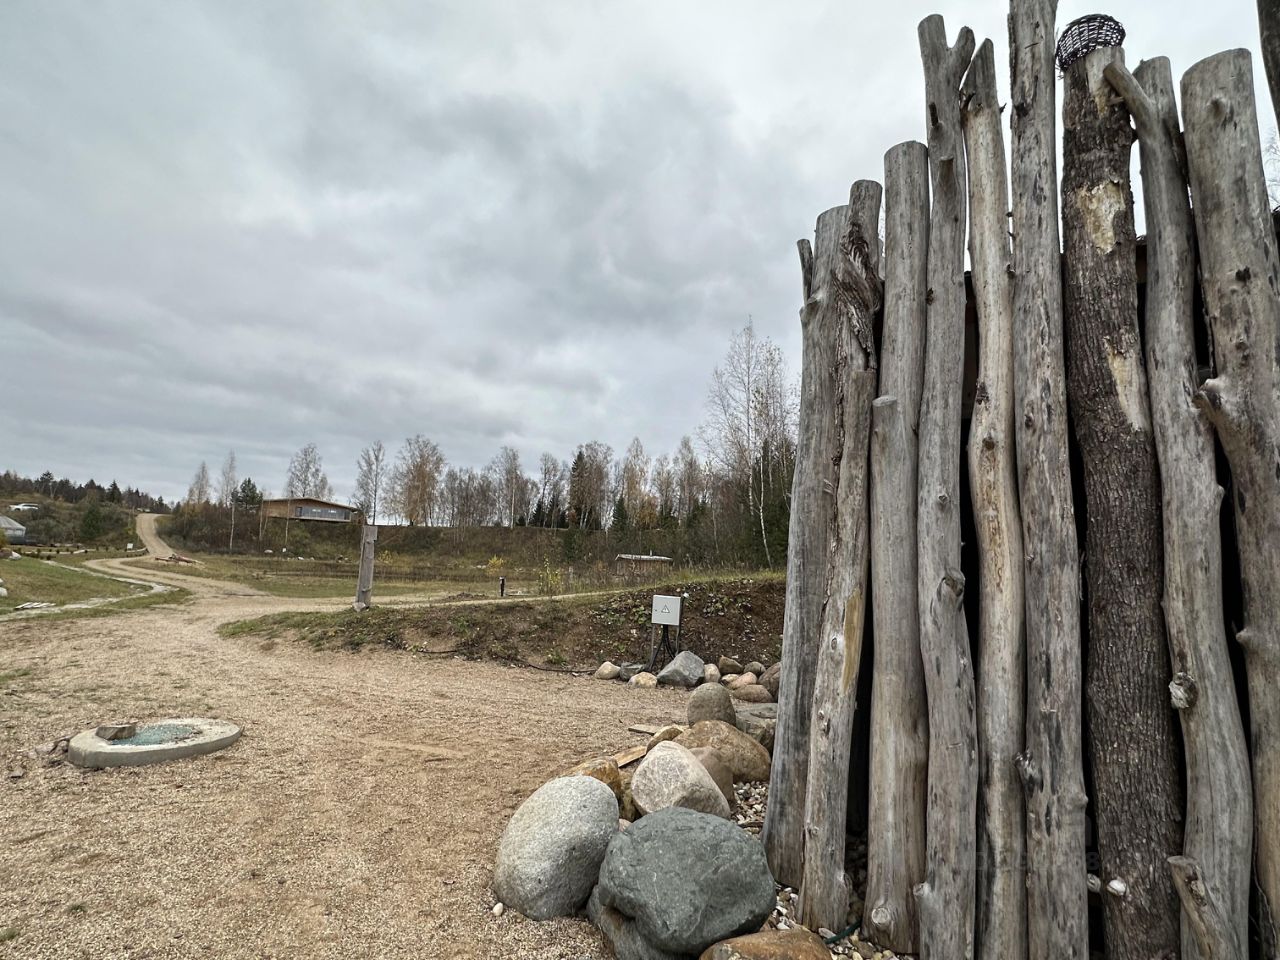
[221,575,785,670]
[0,559,141,613]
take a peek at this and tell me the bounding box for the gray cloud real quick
[0,0,1271,502]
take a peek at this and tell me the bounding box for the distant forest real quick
[0,470,170,513]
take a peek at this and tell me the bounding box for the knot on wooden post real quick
[1169,671,1199,709]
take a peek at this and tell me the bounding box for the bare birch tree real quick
[216,451,237,507]
[354,441,387,523]
[390,436,445,525]
[284,443,332,500]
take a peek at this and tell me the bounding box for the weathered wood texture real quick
[763,207,846,888]
[354,523,378,609]
[1168,856,1237,960]
[913,17,976,960]
[961,38,1026,960]
[1260,0,1280,133]
[864,140,930,955]
[1182,48,1280,958]
[1106,55,1252,960]
[1008,2,1089,957]
[1061,46,1184,960]
[799,181,882,933]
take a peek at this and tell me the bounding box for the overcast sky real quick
[1,1,1271,504]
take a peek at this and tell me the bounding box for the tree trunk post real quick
[764,204,848,887]
[961,38,1027,960]
[1106,55,1253,960]
[864,139,930,954]
[1182,47,1280,957]
[1061,43,1185,960]
[913,16,977,960]
[799,181,882,933]
[1259,0,1280,134]
[354,523,378,610]
[1008,2,1089,957]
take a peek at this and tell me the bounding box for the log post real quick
[354,523,378,610]
[1259,0,1280,133]
[1061,43,1184,960]
[1008,2,1089,957]
[961,38,1027,960]
[864,140,930,954]
[798,181,882,933]
[1182,48,1280,957]
[913,16,977,960]
[763,204,848,888]
[1105,55,1252,960]
[1168,856,1237,960]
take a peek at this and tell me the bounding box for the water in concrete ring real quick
[68,717,241,769]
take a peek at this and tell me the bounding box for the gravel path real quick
[0,551,689,958]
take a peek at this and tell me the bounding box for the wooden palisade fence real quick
[763,0,1280,957]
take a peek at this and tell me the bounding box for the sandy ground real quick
[0,520,689,959]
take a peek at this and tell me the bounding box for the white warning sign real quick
[651,594,682,626]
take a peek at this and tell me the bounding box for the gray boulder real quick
[734,703,778,753]
[687,683,737,727]
[743,661,765,677]
[588,887,689,960]
[493,775,619,919]
[730,684,772,704]
[594,808,775,955]
[630,741,731,819]
[618,662,646,681]
[702,663,721,685]
[656,650,704,688]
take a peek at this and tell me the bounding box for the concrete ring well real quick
[68,717,242,769]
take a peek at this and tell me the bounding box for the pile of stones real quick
[494,667,840,958]
[593,651,782,707]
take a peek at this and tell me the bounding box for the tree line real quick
[178,322,800,568]
[0,469,169,513]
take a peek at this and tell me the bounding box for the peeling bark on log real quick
[1169,856,1239,960]
[1008,2,1089,957]
[764,206,847,888]
[961,38,1027,960]
[1061,46,1184,960]
[799,182,882,933]
[864,140,930,955]
[1106,55,1252,960]
[913,17,977,960]
[1182,48,1280,958]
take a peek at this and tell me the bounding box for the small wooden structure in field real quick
[612,553,673,580]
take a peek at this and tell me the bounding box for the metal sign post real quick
[647,594,683,671]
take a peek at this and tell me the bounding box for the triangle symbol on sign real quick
[661,605,670,614]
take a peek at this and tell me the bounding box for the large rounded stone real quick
[570,756,623,800]
[676,720,772,782]
[758,662,781,699]
[493,776,619,919]
[726,672,758,691]
[730,684,773,704]
[702,663,722,685]
[595,808,775,955]
[688,683,737,727]
[698,928,831,960]
[656,650,705,688]
[630,741,731,819]
[717,656,743,675]
[689,745,734,805]
[594,661,621,680]
[629,672,658,689]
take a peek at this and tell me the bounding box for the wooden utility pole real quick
[914,16,976,960]
[1182,47,1280,957]
[961,38,1026,960]
[1008,2,1088,957]
[799,181,881,933]
[354,523,378,610]
[764,203,847,887]
[1106,55,1252,960]
[1062,42,1183,960]
[864,140,930,954]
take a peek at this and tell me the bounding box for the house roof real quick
[0,515,26,532]
[260,497,357,511]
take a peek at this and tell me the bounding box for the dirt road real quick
[0,535,689,958]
